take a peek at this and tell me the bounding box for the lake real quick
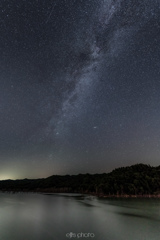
[0,192,160,240]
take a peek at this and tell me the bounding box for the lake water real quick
[0,192,160,240]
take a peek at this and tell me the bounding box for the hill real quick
[0,163,160,197]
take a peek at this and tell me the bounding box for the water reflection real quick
[0,193,160,240]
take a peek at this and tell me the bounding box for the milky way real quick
[1,0,160,179]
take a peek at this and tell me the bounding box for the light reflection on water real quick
[0,193,160,240]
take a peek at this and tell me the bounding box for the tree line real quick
[0,163,160,196]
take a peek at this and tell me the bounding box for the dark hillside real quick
[0,164,160,196]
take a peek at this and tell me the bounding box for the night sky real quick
[1,0,160,180]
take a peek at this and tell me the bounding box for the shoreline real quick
[96,194,160,198]
[1,190,160,198]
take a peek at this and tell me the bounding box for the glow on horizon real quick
[0,174,17,180]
